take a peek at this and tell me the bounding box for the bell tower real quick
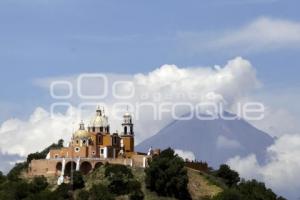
[122,112,134,136]
[121,111,134,152]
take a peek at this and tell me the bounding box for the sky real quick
[0,0,300,199]
[0,0,300,122]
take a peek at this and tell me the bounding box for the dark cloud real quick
[0,151,24,174]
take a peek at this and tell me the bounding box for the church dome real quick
[89,107,109,128]
[74,129,91,138]
[74,121,91,138]
[89,115,108,127]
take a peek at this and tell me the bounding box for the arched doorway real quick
[94,162,103,170]
[56,162,62,176]
[80,161,92,175]
[65,161,76,176]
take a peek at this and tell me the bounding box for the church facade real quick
[28,107,149,177]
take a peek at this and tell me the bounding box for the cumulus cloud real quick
[227,134,300,200]
[175,149,196,161]
[0,107,75,157]
[33,57,259,142]
[134,56,259,105]
[0,57,262,169]
[178,17,300,54]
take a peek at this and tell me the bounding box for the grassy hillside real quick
[83,166,223,200]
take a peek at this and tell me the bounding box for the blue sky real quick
[0,0,300,127]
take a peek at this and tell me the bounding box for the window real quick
[82,140,86,145]
[130,126,133,134]
[92,127,95,132]
[100,149,104,155]
[55,154,58,158]
[76,140,79,144]
[98,136,102,144]
[100,127,103,132]
[124,126,127,134]
[113,136,117,145]
[75,147,80,152]
[92,151,95,155]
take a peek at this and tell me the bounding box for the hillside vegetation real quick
[0,145,287,200]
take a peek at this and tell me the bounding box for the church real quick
[28,106,150,178]
[49,107,135,159]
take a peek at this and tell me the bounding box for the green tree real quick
[129,190,144,200]
[72,171,85,190]
[145,148,191,200]
[27,139,64,163]
[77,190,89,200]
[105,164,133,179]
[213,179,287,200]
[105,164,134,195]
[89,183,114,200]
[54,183,71,199]
[29,176,48,193]
[7,162,28,181]
[238,180,286,200]
[215,164,240,187]
[0,180,30,200]
[0,171,6,184]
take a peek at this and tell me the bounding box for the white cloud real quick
[227,134,300,200]
[251,108,300,137]
[134,57,259,105]
[1,57,259,159]
[178,17,300,54]
[0,107,76,157]
[215,17,300,51]
[175,149,196,161]
[33,57,259,143]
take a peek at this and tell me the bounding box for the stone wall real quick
[28,155,149,177]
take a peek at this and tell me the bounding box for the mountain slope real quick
[136,112,274,168]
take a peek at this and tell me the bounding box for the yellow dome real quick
[74,129,91,138]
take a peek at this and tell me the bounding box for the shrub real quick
[89,183,114,200]
[129,189,144,200]
[71,171,85,190]
[145,148,191,200]
[238,179,286,200]
[215,164,240,187]
[213,179,287,200]
[213,189,242,200]
[7,162,28,181]
[104,164,133,179]
[30,176,48,193]
[105,164,135,195]
[27,139,64,163]
[77,190,89,200]
[0,171,6,184]
[55,183,71,199]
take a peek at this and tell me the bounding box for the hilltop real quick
[0,145,286,200]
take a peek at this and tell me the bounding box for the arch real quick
[94,162,103,170]
[65,161,76,176]
[56,162,62,176]
[80,161,92,175]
